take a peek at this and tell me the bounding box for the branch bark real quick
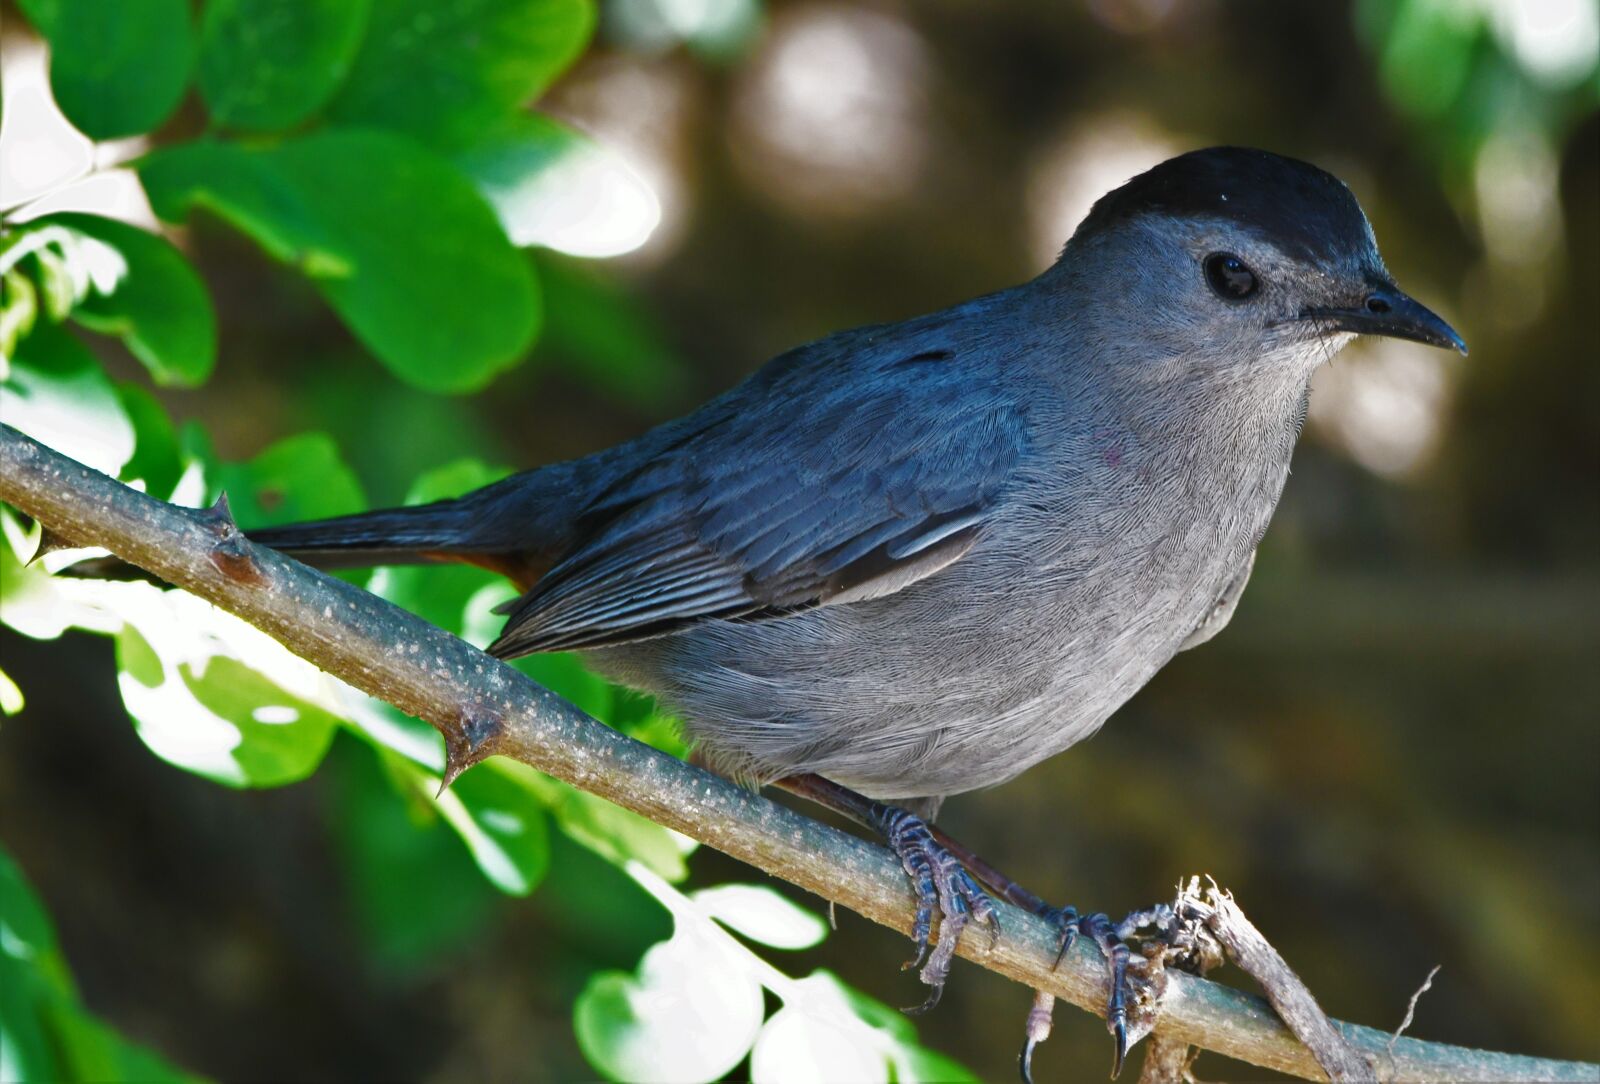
[2,424,1593,1084]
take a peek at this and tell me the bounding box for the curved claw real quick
[1019,1033,1039,1084]
[1020,989,1054,1084]
[1046,905,1080,968]
[904,980,945,1016]
[1109,1016,1128,1079]
[1080,912,1134,1078]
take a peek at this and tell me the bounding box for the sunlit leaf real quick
[181,656,340,784]
[198,0,371,131]
[453,114,660,256]
[43,213,218,387]
[692,884,828,951]
[750,997,889,1084]
[0,666,23,715]
[115,601,341,788]
[21,0,194,140]
[1,219,133,368]
[0,321,135,476]
[329,0,596,145]
[140,132,540,392]
[436,760,552,895]
[573,920,764,1083]
[1,268,40,363]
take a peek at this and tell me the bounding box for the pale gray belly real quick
[585,513,1257,801]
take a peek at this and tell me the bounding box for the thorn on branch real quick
[198,491,264,585]
[27,524,80,565]
[198,491,238,531]
[439,709,505,795]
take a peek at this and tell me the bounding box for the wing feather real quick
[487,335,1028,658]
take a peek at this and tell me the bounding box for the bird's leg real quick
[927,823,1170,1082]
[774,774,997,1013]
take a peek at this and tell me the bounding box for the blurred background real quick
[1,0,1597,1080]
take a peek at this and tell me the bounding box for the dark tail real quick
[245,500,487,569]
[68,466,584,588]
[244,470,575,586]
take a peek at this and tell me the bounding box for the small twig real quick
[1390,966,1442,1053]
[1178,878,1371,1081]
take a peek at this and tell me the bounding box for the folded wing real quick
[487,343,1027,657]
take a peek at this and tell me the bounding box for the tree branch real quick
[2,424,1592,1084]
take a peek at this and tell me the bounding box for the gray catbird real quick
[247,147,1465,1073]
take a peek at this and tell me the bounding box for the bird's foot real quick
[872,804,1000,1014]
[1019,903,1175,1083]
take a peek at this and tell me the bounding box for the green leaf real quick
[180,656,340,785]
[42,213,218,387]
[0,847,203,1083]
[26,0,194,140]
[439,760,552,895]
[1,321,135,477]
[329,0,596,145]
[53,1005,203,1084]
[573,926,764,1083]
[115,618,340,788]
[328,742,498,971]
[1,268,40,363]
[140,132,540,392]
[198,0,371,131]
[452,114,660,255]
[214,432,365,528]
[115,381,185,498]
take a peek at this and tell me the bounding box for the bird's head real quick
[1053,146,1465,386]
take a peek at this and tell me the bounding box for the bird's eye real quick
[1203,253,1258,301]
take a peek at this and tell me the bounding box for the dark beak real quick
[1301,284,1467,355]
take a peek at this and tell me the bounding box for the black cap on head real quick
[1072,147,1377,268]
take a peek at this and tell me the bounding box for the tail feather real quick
[246,501,479,568]
[66,454,610,587]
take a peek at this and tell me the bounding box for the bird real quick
[242,147,1466,1077]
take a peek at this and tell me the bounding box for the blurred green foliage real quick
[1,0,1595,1081]
[0,847,201,1083]
[0,0,971,1078]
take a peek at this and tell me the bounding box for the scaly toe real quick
[873,804,996,1013]
[1080,912,1134,1079]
